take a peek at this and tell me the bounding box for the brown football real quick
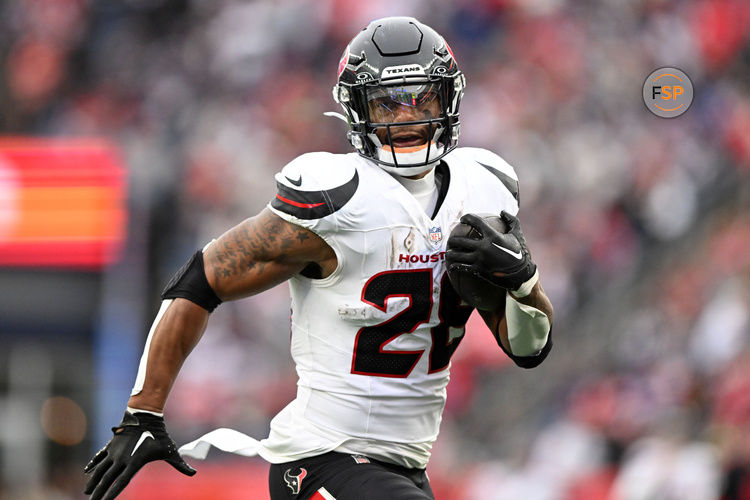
[446,214,508,311]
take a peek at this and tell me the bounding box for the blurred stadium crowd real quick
[1,0,750,498]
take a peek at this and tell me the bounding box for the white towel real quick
[178,428,261,459]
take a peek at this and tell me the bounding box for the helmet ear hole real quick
[336,17,464,171]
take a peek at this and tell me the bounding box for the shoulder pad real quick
[456,147,520,202]
[271,152,359,220]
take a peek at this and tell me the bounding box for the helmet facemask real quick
[336,75,464,176]
[365,83,446,175]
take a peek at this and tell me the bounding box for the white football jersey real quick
[258,147,520,469]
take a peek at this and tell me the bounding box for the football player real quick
[84,16,554,500]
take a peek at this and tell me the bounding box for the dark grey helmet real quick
[333,17,466,173]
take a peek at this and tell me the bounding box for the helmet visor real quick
[366,83,441,124]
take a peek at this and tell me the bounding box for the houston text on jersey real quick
[398,252,447,264]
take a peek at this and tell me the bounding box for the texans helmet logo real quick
[284,467,308,495]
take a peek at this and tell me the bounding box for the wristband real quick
[510,268,539,299]
[127,406,164,418]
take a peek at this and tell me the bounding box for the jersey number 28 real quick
[351,269,473,377]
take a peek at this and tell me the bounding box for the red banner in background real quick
[0,137,127,269]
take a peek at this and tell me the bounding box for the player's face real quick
[367,84,441,149]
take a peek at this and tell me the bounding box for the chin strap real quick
[323,111,348,123]
[376,144,444,176]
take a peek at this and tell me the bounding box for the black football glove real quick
[446,211,537,292]
[84,411,196,500]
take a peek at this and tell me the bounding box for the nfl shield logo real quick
[429,226,442,243]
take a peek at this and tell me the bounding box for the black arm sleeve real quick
[161,250,222,312]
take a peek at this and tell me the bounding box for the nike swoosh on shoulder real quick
[492,242,523,260]
[477,161,519,201]
[131,431,155,456]
[285,175,302,187]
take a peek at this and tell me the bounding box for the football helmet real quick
[333,17,466,176]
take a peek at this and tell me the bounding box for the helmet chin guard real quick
[376,143,445,176]
[333,17,465,174]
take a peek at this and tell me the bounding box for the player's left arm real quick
[478,279,554,368]
[448,211,554,368]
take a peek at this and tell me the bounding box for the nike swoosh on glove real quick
[446,211,537,292]
[84,411,196,500]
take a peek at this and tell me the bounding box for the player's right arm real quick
[85,208,334,500]
[128,207,335,412]
[205,207,337,300]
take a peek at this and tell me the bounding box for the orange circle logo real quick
[643,67,693,118]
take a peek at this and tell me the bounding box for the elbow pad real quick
[495,328,553,369]
[505,332,552,369]
[506,294,551,356]
[497,293,553,369]
[162,250,222,312]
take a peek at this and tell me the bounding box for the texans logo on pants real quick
[284,467,308,495]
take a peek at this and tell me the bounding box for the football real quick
[446,214,508,311]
